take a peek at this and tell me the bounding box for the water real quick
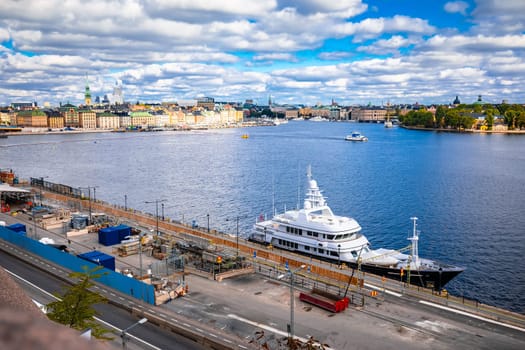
[2,122,524,313]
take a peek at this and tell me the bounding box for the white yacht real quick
[249,167,464,290]
[345,131,368,142]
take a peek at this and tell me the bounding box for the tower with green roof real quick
[84,74,92,106]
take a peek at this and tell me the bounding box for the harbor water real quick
[1,122,524,313]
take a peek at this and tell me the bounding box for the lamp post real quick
[161,203,165,221]
[124,194,127,211]
[236,216,239,258]
[93,187,97,202]
[278,264,306,343]
[121,317,148,349]
[337,244,341,267]
[39,176,48,206]
[79,186,98,225]
[207,213,210,233]
[144,199,166,235]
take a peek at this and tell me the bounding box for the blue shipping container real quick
[7,223,26,234]
[98,225,131,246]
[78,250,115,271]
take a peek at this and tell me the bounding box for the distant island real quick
[398,97,525,133]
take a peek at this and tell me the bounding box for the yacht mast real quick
[408,217,419,268]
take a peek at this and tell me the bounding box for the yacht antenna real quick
[408,217,419,268]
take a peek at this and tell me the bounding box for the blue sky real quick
[0,0,524,106]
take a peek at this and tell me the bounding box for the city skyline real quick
[1,0,524,106]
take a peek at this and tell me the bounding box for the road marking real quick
[110,293,116,297]
[227,314,308,343]
[238,345,247,349]
[119,297,125,301]
[210,333,218,338]
[195,327,203,332]
[364,282,402,297]
[5,268,161,349]
[419,300,525,333]
[183,323,191,327]
[222,338,233,343]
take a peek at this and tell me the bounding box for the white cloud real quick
[471,0,525,34]
[253,53,297,62]
[444,1,469,15]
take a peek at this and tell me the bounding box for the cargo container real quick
[98,224,131,246]
[7,223,26,234]
[299,289,349,313]
[78,250,115,271]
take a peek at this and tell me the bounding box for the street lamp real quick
[236,216,239,258]
[39,176,48,206]
[207,213,210,233]
[79,186,97,225]
[124,194,127,211]
[337,244,341,267]
[161,203,164,221]
[144,199,166,235]
[278,264,306,343]
[121,317,148,349]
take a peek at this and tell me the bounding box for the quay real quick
[1,179,525,349]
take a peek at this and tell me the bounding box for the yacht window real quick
[313,232,318,237]
[351,251,357,258]
[307,231,312,236]
[305,246,310,251]
[327,235,334,240]
[318,249,324,254]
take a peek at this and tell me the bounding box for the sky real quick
[1,0,524,107]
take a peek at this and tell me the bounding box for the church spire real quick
[84,73,92,106]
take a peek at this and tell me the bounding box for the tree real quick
[46,265,113,340]
[435,106,447,128]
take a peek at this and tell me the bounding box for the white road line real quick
[227,314,309,344]
[5,268,161,349]
[222,338,233,343]
[364,282,403,297]
[195,328,203,332]
[419,300,525,333]
[210,333,218,338]
[183,323,191,327]
[238,345,248,349]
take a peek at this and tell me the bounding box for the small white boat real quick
[345,131,368,142]
[384,121,393,128]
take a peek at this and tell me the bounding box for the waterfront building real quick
[0,112,12,126]
[60,103,80,128]
[97,112,120,129]
[152,111,170,127]
[78,110,97,129]
[15,109,47,127]
[130,111,154,128]
[351,108,387,122]
[219,105,242,124]
[310,106,331,118]
[285,109,299,119]
[119,115,131,128]
[44,110,64,129]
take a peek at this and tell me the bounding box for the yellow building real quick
[97,112,120,129]
[16,110,48,127]
[130,111,155,128]
[60,104,80,127]
[79,110,97,129]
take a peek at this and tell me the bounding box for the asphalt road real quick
[0,248,207,350]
